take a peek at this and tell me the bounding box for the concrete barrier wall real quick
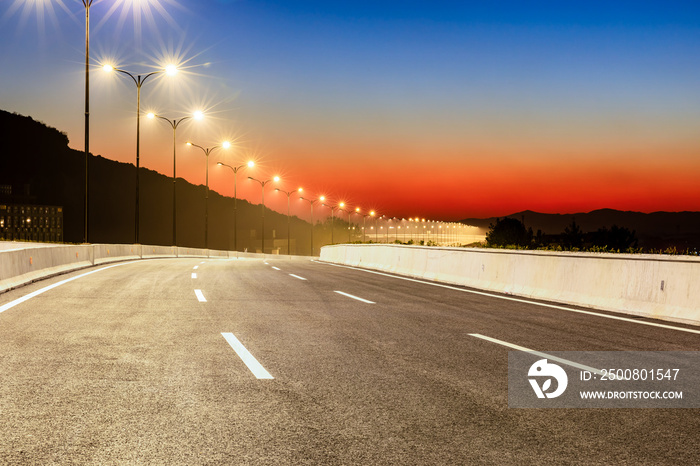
[320,244,700,326]
[0,245,94,292]
[0,242,315,294]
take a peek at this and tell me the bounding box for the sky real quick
[1,0,699,221]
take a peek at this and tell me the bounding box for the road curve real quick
[1,257,698,464]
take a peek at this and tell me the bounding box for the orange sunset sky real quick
[2,0,699,221]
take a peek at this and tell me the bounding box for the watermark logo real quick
[528,359,568,398]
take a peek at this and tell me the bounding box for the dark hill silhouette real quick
[462,209,700,251]
[0,109,332,254]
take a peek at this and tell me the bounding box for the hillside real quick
[0,109,322,254]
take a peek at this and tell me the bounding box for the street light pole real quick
[275,187,301,255]
[323,202,345,244]
[248,176,280,254]
[187,141,230,249]
[148,111,203,246]
[104,63,177,243]
[217,160,254,252]
[82,0,93,244]
[300,195,324,256]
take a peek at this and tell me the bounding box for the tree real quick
[562,219,583,249]
[592,225,638,251]
[486,217,532,247]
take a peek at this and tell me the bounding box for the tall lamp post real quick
[323,201,345,244]
[349,207,361,243]
[82,0,94,244]
[217,160,254,252]
[299,195,324,256]
[148,111,203,246]
[104,63,178,243]
[248,176,280,254]
[361,210,375,243]
[186,141,230,249]
[275,187,301,255]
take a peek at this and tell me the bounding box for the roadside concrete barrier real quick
[320,243,700,326]
[0,242,315,294]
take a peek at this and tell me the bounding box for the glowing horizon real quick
[1,1,699,222]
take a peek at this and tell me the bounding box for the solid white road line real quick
[334,290,375,304]
[271,266,281,271]
[289,274,307,281]
[191,273,197,279]
[194,289,207,302]
[317,261,700,335]
[221,332,274,379]
[0,261,135,315]
[469,333,604,375]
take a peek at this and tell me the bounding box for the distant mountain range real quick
[461,210,700,250]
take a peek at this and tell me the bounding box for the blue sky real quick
[1,1,699,219]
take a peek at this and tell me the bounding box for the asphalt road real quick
[1,257,699,465]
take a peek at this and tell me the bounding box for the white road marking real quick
[194,289,206,302]
[469,333,604,375]
[0,261,136,315]
[272,266,281,271]
[317,261,700,335]
[334,290,375,304]
[191,273,197,279]
[193,266,199,270]
[221,332,274,379]
[289,274,307,280]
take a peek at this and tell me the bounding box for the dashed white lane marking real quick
[317,261,700,335]
[200,261,206,264]
[221,333,274,379]
[469,333,603,375]
[334,290,375,304]
[193,266,199,270]
[289,274,307,281]
[0,261,135,315]
[271,266,281,271]
[191,273,197,279]
[194,289,206,302]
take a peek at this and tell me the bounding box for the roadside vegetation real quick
[479,217,698,256]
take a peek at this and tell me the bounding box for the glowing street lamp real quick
[248,175,280,254]
[148,111,203,246]
[217,159,254,252]
[275,187,302,255]
[299,194,324,256]
[349,207,361,242]
[103,62,178,243]
[323,201,345,244]
[360,210,376,243]
[186,141,230,249]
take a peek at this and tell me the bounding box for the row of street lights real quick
[67,2,465,252]
[100,58,468,254]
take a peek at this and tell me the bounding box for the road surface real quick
[1,257,698,464]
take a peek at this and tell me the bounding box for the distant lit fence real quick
[0,204,63,242]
